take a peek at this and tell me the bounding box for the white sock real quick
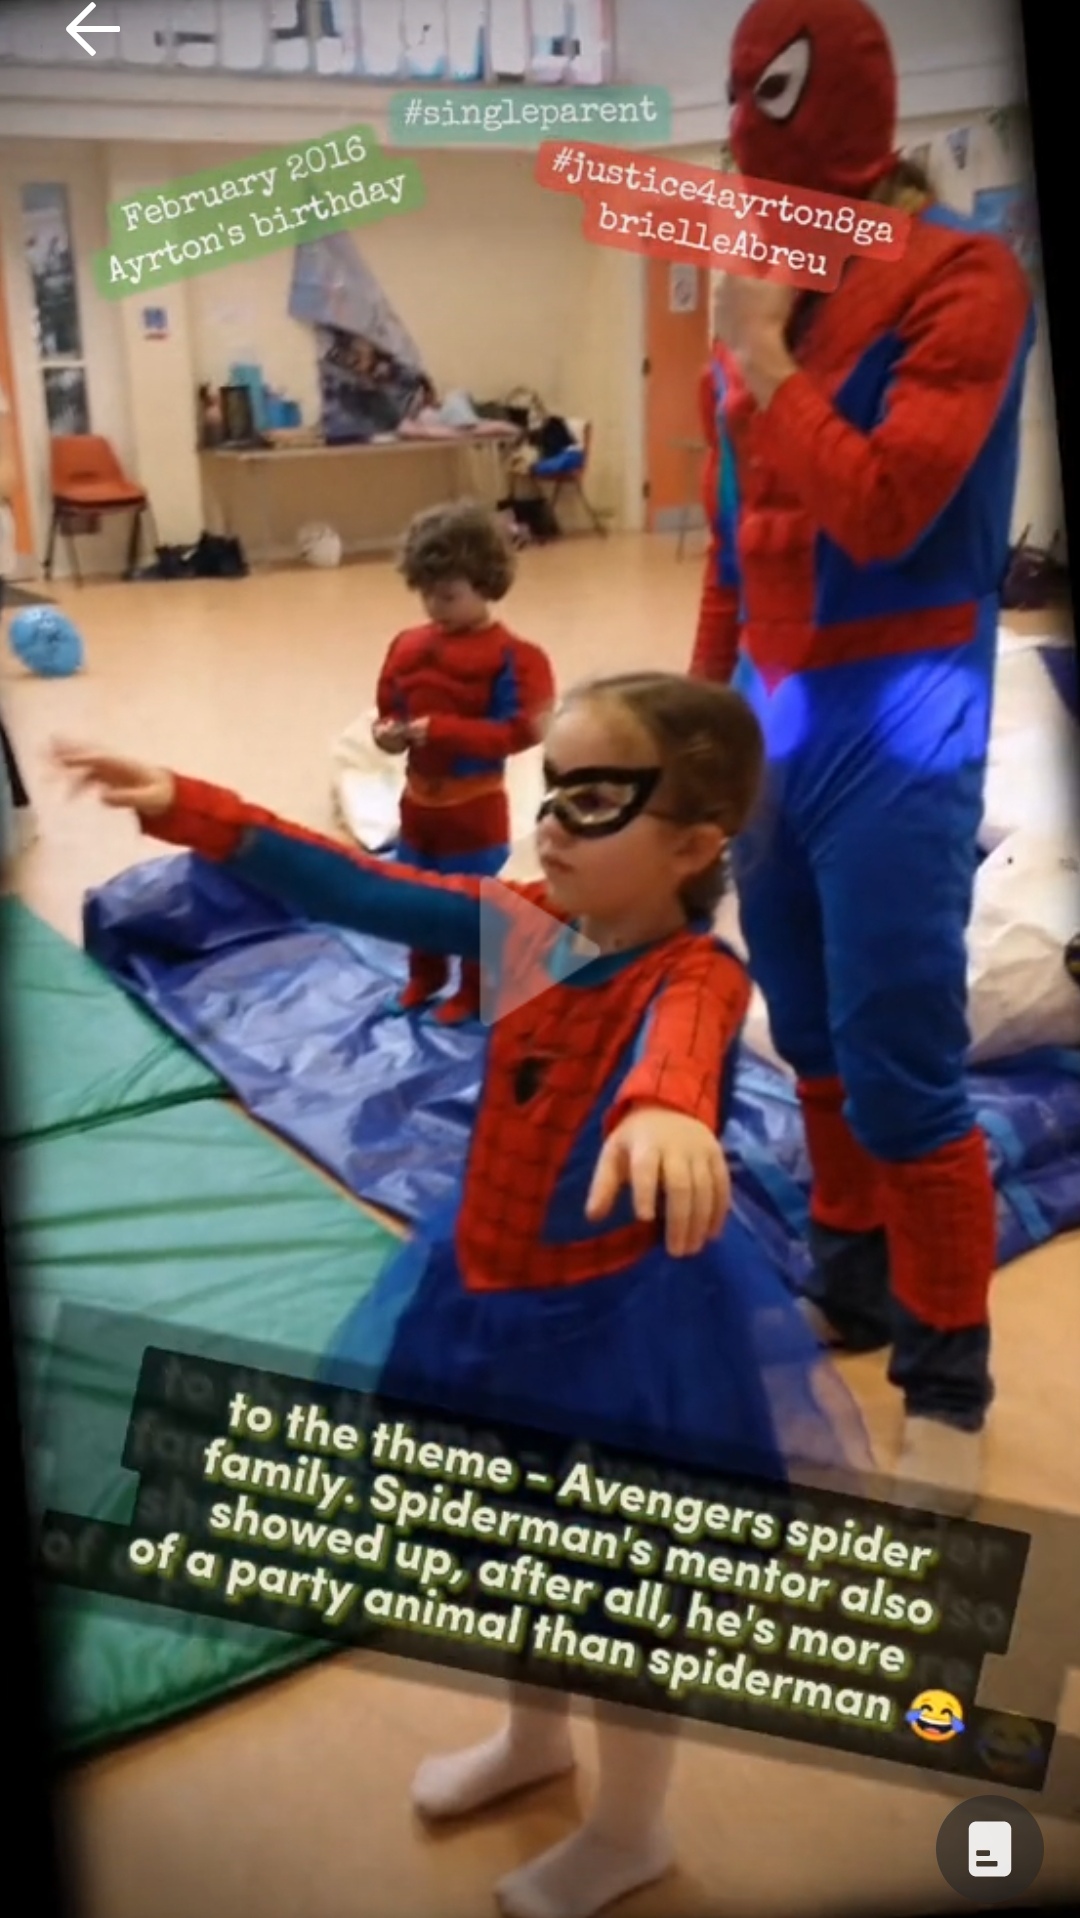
[412,1684,574,1820]
[895,1416,984,1517]
[495,1705,677,1918]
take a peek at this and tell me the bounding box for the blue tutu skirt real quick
[324,1208,869,1487]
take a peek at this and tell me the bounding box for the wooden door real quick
[643,256,710,534]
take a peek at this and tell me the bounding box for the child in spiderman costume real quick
[57,677,867,1918]
[693,0,1035,1509]
[373,500,554,1023]
[690,330,741,683]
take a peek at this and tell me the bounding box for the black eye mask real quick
[537,764,662,839]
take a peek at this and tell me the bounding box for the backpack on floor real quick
[498,495,561,543]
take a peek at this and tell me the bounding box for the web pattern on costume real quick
[376,623,554,778]
[457,933,750,1291]
[152,776,751,1295]
[720,221,1035,679]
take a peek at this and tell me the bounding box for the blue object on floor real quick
[84,855,1080,1276]
[84,856,482,1221]
[9,605,84,678]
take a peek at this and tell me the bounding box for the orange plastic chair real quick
[45,435,154,584]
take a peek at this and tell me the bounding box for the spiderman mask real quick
[728,0,899,198]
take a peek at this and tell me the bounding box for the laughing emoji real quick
[977,1713,1044,1782]
[906,1690,965,1742]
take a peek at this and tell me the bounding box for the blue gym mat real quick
[84,854,1080,1281]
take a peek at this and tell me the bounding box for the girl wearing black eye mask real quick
[55,676,870,1918]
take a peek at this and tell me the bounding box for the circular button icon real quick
[937,1794,1043,1902]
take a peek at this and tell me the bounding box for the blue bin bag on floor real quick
[84,854,1080,1279]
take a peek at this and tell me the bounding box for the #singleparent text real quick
[388,85,671,147]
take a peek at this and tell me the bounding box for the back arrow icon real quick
[68,4,121,55]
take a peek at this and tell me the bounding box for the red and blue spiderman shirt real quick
[144,777,750,1294]
[692,207,1035,685]
[376,621,555,784]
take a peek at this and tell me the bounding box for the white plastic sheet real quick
[333,628,1080,1066]
[332,708,543,877]
[981,634,1080,849]
[967,831,1080,1062]
[331,709,404,849]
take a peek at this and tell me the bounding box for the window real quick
[489,0,528,80]
[20,186,91,438]
[357,0,403,77]
[115,1,170,64]
[402,1,448,79]
[270,0,312,73]
[530,0,577,82]
[172,0,220,68]
[447,0,486,81]
[221,0,269,68]
[314,0,361,75]
[566,0,607,85]
[2,1,83,63]
[47,0,611,82]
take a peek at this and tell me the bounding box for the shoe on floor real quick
[893,1416,984,1517]
[431,990,480,1026]
[798,1298,846,1350]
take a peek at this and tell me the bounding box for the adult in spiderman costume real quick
[57,674,867,1918]
[692,0,1035,1507]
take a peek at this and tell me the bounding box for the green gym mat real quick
[8,1097,400,1755]
[0,897,224,1145]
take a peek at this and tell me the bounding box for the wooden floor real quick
[4,537,1079,1916]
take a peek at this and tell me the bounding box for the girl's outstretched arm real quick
[585,939,750,1255]
[53,745,509,962]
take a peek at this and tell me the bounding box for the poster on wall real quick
[971,184,1041,279]
[22,183,81,359]
[289,233,432,443]
[669,264,698,313]
[21,182,91,435]
[39,370,89,437]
